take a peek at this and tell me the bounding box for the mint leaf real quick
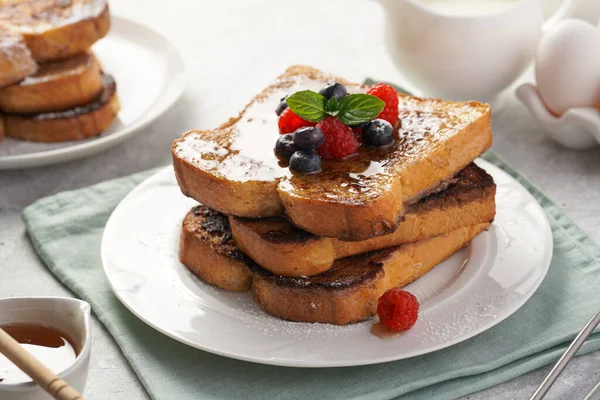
[337,94,385,125]
[325,97,340,116]
[286,91,327,122]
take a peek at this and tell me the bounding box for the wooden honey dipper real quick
[0,327,83,400]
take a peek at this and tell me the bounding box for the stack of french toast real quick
[0,0,118,142]
[171,66,496,326]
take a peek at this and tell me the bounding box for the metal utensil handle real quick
[530,310,600,400]
[583,380,600,400]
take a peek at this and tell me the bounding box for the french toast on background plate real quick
[0,51,104,114]
[172,66,492,241]
[0,0,119,143]
[0,28,38,87]
[3,74,119,142]
[0,0,110,62]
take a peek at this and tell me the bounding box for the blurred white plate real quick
[0,16,186,170]
[101,159,553,367]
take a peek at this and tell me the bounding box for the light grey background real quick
[1,1,599,399]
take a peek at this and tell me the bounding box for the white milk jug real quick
[379,0,576,106]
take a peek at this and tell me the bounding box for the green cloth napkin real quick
[21,151,600,400]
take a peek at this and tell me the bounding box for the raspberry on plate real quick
[377,288,419,332]
[278,108,316,134]
[367,83,399,126]
[316,116,360,160]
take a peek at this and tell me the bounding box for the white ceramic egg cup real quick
[517,83,600,150]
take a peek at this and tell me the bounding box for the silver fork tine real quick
[583,380,600,400]
[530,310,600,400]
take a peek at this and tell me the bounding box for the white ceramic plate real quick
[0,16,186,170]
[101,159,553,367]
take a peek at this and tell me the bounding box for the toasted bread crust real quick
[230,163,496,277]
[174,159,284,218]
[180,205,489,325]
[1,0,110,62]
[0,29,38,88]
[180,206,253,291]
[3,73,119,142]
[172,66,492,241]
[278,99,493,240]
[252,223,489,325]
[0,51,103,113]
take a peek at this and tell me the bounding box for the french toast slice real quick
[179,204,489,325]
[0,51,103,113]
[172,66,492,241]
[3,73,119,142]
[251,223,489,325]
[180,206,253,292]
[0,28,38,88]
[0,0,110,62]
[230,163,496,277]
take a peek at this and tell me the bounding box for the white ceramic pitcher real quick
[379,0,576,106]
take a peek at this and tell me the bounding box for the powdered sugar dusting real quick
[0,0,107,33]
[0,29,37,80]
[419,294,516,344]
[192,280,366,339]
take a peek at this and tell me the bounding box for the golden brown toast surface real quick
[230,163,496,277]
[251,223,489,325]
[172,66,492,241]
[0,51,103,113]
[3,73,119,142]
[0,28,38,88]
[179,204,489,325]
[180,206,253,292]
[0,0,110,62]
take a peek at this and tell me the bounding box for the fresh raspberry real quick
[377,288,419,332]
[278,108,316,134]
[367,83,399,126]
[352,126,363,142]
[316,117,359,160]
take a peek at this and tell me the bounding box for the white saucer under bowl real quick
[101,159,552,368]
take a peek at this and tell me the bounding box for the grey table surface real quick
[1,0,600,399]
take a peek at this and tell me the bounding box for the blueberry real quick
[275,134,298,159]
[362,119,394,147]
[289,150,321,174]
[292,126,325,150]
[319,82,348,101]
[275,95,288,116]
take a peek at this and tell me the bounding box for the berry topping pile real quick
[377,288,419,332]
[274,81,399,174]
